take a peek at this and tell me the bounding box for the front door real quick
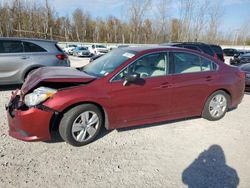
[107,52,173,128]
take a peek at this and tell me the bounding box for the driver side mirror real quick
[123,73,140,86]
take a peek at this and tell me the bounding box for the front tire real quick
[59,104,103,146]
[202,90,230,121]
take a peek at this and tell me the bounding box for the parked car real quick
[223,48,238,57]
[239,63,250,91]
[0,37,70,85]
[63,44,77,55]
[73,46,91,57]
[88,44,108,55]
[209,44,225,62]
[161,42,218,59]
[238,53,250,64]
[6,46,245,146]
[230,53,250,65]
[89,53,104,63]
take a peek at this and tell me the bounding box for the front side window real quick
[113,52,168,81]
[173,52,217,74]
[0,40,23,53]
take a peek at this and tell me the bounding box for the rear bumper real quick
[6,93,53,142]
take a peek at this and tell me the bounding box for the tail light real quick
[222,53,225,62]
[213,53,218,59]
[239,71,245,79]
[56,54,68,60]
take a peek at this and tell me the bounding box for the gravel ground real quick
[0,56,250,188]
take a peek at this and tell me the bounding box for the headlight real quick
[24,87,57,107]
[246,73,250,78]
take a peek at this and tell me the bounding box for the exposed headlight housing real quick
[24,87,57,107]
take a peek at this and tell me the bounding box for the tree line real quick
[0,0,249,45]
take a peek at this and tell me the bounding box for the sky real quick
[5,0,250,33]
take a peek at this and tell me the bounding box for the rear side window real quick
[23,42,47,52]
[200,57,217,71]
[0,40,24,53]
[173,52,201,73]
[172,52,217,74]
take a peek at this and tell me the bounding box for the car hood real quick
[239,63,250,72]
[21,67,96,94]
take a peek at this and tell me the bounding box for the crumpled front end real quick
[6,90,53,141]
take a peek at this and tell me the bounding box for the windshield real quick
[83,49,137,77]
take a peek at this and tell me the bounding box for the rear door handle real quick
[206,76,214,81]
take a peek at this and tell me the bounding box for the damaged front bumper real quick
[6,90,57,142]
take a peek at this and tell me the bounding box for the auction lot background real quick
[0,57,250,187]
[1,0,250,187]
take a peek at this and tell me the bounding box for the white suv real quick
[88,44,108,55]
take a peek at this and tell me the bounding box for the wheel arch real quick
[22,65,44,81]
[49,101,109,134]
[202,88,232,112]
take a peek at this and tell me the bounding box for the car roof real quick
[160,42,209,46]
[121,45,182,52]
[223,48,237,50]
[0,37,57,43]
[121,45,214,55]
[209,44,222,48]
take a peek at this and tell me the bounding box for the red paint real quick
[7,47,245,142]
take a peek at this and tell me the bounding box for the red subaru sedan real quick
[6,46,245,146]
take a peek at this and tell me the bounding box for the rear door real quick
[169,51,218,116]
[0,40,25,84]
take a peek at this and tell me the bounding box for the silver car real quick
[0,37,70,85]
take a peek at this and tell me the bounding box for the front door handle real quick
[159,82,172,88]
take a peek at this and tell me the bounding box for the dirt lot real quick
[0,56,250,187]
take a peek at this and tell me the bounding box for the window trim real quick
[110,51,170,83]
[169,51,219,75]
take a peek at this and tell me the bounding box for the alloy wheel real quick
[71,111,99,142]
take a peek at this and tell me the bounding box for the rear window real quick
[55,44,64,52]
[210,45,223,54]
[198,45,214,56]
[23,42,47,52]
[182,45,202,52]
[0,40,24,53]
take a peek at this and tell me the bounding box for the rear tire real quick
[59,104,103,146]
[202,90,230,121]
